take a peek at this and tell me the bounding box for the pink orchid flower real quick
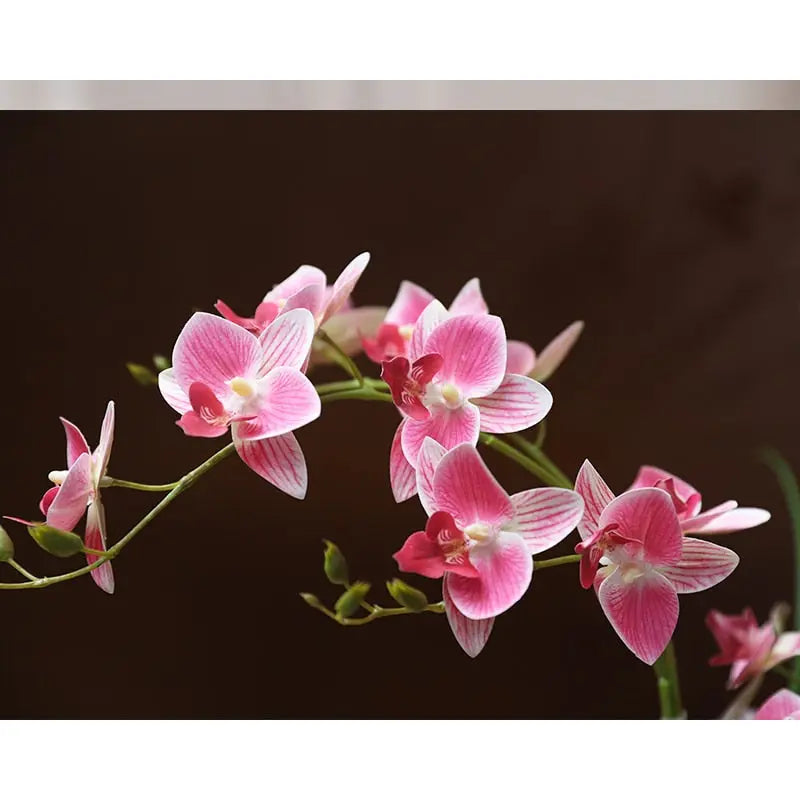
[7,402,116,594]
[755,689,800,720]
[395,440,584,656]
[574,459,740,665]
[385,301,553,502]
[363,279,583,384]
[158,310,321,499]
[362,278,488,363]
[629,465,770,535]
[706,607,800,688]
[214,252,371,336]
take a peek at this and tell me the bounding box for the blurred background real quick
[0,111,798,718]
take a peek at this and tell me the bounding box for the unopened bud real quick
[126,362,158,386]
[152,354,170,372]
[322,539,349,585]
[386,578,428,612]
[299,592,321,608]
[28,523,85,557]
[334,582,371,618]
[0,525,14,562]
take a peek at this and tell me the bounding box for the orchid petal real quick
[233,367,321,441]
[385,281,435,327]
[449,278,488,316]
[769,633,800,666]
[473,374,552,434]
[598,488,683,567]
[508,488,584,554]
[575,459,615,540]
[40,486,59,517]
[172,312,262,399]
[281,282,326,322]
[682,505,771,535]
[505,340,537,376]
[424,314,506,398]
[393,530,448,579]
[158,368,191,414]
[59,417,90,467]
[323,252,370,323]
[93,401,115,481]
[447,531,532,620]
[85,498,114,595]
[629,465,702,518]
[401,402,481,466]
[755,689,800,720]
[597,567,679,665]
[408,300,449,361]
[264,265,326,303]
[177,411,230,438]
[443,574,494,658]
[389,421,417,503]
[234,432,308,499]
[315,306,387,360]
[657,537,739,593]
[529,320,584,382]
[416,437,447,516]
[46,452,92,532]
[679,500,738,533]
[214,300,258,331]
[257,308,316,374]
[432,443,513,529]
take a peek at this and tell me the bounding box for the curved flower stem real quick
[318,384,394,404]
[480,434,571,488]
[302,593,446,626]
[7,559,39,581]
[721,673,765,720]
[508,433,573,488]
[106,478,181,492]
[533,554,581,570]
[652,641,685,719]
[315,330,365,386]
[759,448,800,692]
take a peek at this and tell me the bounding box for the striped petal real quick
[323,252,370,323]
[158,367,191,414]
[46,452,92,532]
[505,340,537,376]
[449,278,488,316]
[257,308,316,374]
[264,265,326,303]
[93,401,115,481]
[529,320,584,382]
[473,374,552,434]
[682,504,771,535]
[597,567,679,665]
[385,281,434,327]
[59,417,90,467]
[508,487,584,554]
[755,689,800,720]
[401,402,480,466]
[416,437,447,516]
[85,498,115,595]
[234,432,308,499]
[575,459,615,540]
[658,537,739,593]
[408,300,449,361]
[389,421,417,503]
[443,574,494,658]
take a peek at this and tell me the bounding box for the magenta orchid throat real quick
[2,250,791,721]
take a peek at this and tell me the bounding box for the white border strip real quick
[1,81,800,110]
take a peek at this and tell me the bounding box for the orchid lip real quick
[398,324,414,340]
[229,377,257,398]
[464,522,492,542]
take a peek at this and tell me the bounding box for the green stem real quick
[315,330,365,386]
[533,554,581,570]
[7,559,39,581]
[772,663,795,682]
[304,595,446,626]
[759,448,800,692]
[509,433,572,488]
[0,443,236,591]
[106,478,180,492]
[480,433,570,488]
[652,641,684,719]
[721,673,764,720]
[319,385,394,404]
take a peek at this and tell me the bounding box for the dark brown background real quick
[0,112,798,719]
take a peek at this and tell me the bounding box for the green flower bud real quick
[152,354,170,372]
[0,525,14,562]
[299,592,321,608]
[126,362,158,386]
[334,582,371,619]
[322,539,349,585]
[28,523,85,557]
[386,578,428,612]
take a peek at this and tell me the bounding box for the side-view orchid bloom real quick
[7,401,116,594]
[158,310,321,499]
[505,320,585,383]
[215,251,371,337]
[384,301,553,502]
[755,689,800,720]
[394,440,584,656]
[574,459,740,665]
[629,465,770,535]
[706,607,800,688]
